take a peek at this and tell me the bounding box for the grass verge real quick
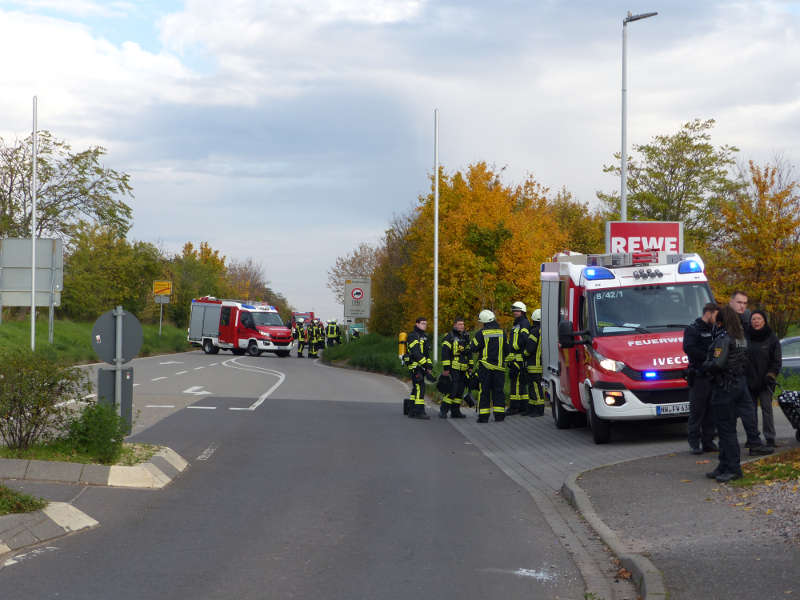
[0,441,159,466]
[732,447,800,487]
[322,333,408,377]
[0,485,47,516]
[0,317,192,365]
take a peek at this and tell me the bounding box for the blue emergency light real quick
[242,304,256,309]
[678,260,702,274]
[643,371,658,379]
[583,267,615,281]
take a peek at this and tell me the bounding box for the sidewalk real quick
[567,440,800,600]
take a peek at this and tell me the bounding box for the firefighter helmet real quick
[511,301,527,313]
[531,308,541,322]
[478,309,496,323]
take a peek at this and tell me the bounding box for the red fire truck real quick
[290,311,315,327]
[540,251,713,443]
[188,296,293,357]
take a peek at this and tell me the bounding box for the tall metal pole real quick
[621,23,628,222]
[433,109,439,363]
[31,96,38,351]
[620,11,657,222]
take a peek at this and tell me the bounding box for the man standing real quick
[525,308,546,417]
[326,320,339,347]
[407,317,434,420]
[295,320,307,358]
[683,302,719,454]
[470,310,508,423]
[729,291,751,332]
[440,317,470,419]
[506,301,530,416]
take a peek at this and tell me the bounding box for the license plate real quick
[656,402,689,416]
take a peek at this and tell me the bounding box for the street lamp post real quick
[621,10,657,222]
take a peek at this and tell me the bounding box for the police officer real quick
[440,317,470,419]
[525,308,545,416]
[407,317,434,419]
[683,302,719,454]
[470,310,508,423]
[506,301,530,415]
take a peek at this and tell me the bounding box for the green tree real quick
[327,242,380,305]
[547,188,605,254]
[61,224,163,321]
[167,242,232,328]
[226,257,292,318]
[0,131,133,241]
[597,119,742,249]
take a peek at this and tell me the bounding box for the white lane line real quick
[159,361,184,365]
[3,546,59,567]
[194,366,204,370]
[146,405,175,409]
[133,383,141,387]
[209,362,218,367]
[187,406,216,410]
[152,376,167,382]
[175,370,188,375]
[223,358,286,411]
[196,443,218,461]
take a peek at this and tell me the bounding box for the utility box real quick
[98,367,133,434]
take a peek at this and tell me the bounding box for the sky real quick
[1,0,799,321]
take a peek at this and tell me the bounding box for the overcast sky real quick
[1,0,798,320]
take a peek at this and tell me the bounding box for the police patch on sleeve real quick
[714,347,722,357]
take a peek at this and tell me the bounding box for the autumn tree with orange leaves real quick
[705,160,800,337]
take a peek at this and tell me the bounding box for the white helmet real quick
[478,309,496,324]
[531,308,541,322]
[511,301,526,313]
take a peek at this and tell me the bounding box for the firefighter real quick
[439,317,470,419]
[295,319,308,358]
[506,301,530,415]
[470,310,508,423]
[308,319,324,358]
[525,308,545,416]
[407,317,434,419]
[326,320,339,347]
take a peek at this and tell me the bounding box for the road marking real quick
[159,361,184,365]
[209,362,218,367]
[183,386,211,395]
[187,406,216,410]
[196,443,218,461]
[222,358,285,411]
[152,376,167,382]
[146,405,175,409]
[3,546,59,567]
[175,370,188,375]
[133,383,140,387]
[194,366,204,370]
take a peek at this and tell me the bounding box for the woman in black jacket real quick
[747,310,782,447]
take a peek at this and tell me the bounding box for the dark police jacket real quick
[683,317,714,372]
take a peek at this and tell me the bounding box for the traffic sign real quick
[153,280,172,296]
[351,287,364,300]
[344,278,371,319]
[91,308,143,365]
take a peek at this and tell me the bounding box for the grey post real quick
[621,11,657,222]
[114,305,124,413]
[433,108,439,363]
[31,96,38,351]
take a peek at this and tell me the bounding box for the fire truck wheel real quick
[202,339,219,355]
[551,387,572,430]
[247,341,262,357]
[588,398,611,444]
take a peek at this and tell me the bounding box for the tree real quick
[327,243,380,305]
[166,242,232,328]
[61,224,163,321]
[597,119,742,249]
[705,160,800,337]
[0,131,133,242]
[369,212,415,336]
[226,257,292,318]
[547,187,605,254]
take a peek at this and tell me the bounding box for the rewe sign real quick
[605,221,683,254]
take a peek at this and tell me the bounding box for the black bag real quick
[403,397,412,415]
[436,374,452,395]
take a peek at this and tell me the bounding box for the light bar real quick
[678,260,703,274]
[584,267,615,281]
[643,371,658,379]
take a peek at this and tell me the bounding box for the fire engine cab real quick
[188,296,293,357]
[540,251,713,443]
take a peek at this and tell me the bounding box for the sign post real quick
[153,280,172,336]
[344,278,371,322]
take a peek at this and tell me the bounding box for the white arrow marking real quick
[183,386,212,395]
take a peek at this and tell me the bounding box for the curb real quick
[561,471,668,600]
[0,447,188,490]
[0,502,98,563]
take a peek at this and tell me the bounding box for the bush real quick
[68,402,128,464]
[0,349,88,450]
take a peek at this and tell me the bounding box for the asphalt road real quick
[2,351,589,599]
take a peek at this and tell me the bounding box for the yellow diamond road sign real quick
[153,280,172,296]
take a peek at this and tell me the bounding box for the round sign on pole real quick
[91,309,143,365]
[351,287,364,300]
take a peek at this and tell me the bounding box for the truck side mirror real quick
[558,320,575,348]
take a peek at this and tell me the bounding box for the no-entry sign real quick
[344,278,371,319]
[605,221,683,254]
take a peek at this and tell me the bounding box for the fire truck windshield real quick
[252,311,284,327]
[590,283,713,336]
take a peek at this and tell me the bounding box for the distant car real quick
[780,337,800,377]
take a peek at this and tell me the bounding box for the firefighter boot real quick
[450,403,466,419]
[439,401,449,419]
[410,406,430,420]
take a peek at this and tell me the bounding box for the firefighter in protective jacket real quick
[470,310,508,423]
[308,319,325,358]
[525,308,545,416]
[506,301,530,415]
[326,321,340,347]
[407,317,434,419]
[295,320,308,357]
[439,317,470,419]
